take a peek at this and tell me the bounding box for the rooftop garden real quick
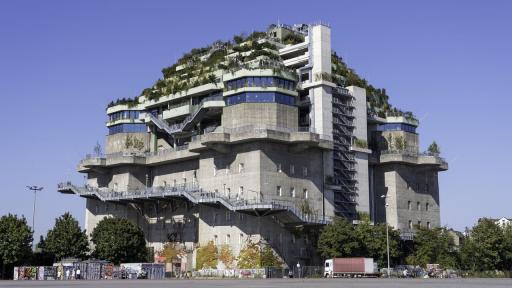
[331,52,416,120]
[130,30,297,105]
[106,24,413,121]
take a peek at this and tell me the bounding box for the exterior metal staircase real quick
[58,181,329,225]
[146,94,224,136]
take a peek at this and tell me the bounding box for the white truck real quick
[324,257,379,278]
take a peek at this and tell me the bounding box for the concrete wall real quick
[374,164,441,231]
[348,86,367,141]
[106,132,150,154]
[197,143,262,201]
[354,152,370,215]
[221,103,298,130]
[197,205,316,268]
[151,159,199,188]
[348,86,371,215]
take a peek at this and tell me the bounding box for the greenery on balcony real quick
[282,33,305,45]
[107,97,139,109]
[428,141,441,155]
[385,134,408,151]
[353,138,368,149]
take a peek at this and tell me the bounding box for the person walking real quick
[76,268,81,280]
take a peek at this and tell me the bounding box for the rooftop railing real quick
[380,150,447,163]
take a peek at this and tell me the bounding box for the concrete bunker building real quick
[59,23,448,269]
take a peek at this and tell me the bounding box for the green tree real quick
[501,225,512,271]
[91,217,147,264]
[196,240,218,269]
[317,217,360,258]
[354,217,401,268]
[260,244,282,267]
[0,214,33,278]
[460,219,503,271]
[41,213,89,261]
[218,244,235,269]
[238,240,261,268]
[31,236,54,266]
[406,226,457,268]
[158,242,182,264]
[428,141,440,155]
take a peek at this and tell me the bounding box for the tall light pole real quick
[381,194,390,277]
[27,186,43,247]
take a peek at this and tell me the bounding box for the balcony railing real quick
[58,182,331,225]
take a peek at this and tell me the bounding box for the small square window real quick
[303,189,308,199]
[426,203,430,211]
[239,163,244,173]
[277,186,282,196]
[408,201,411,210]
[290,187,295,198]
[277,163,282,173]
[303,167,308,177]
[417,202,421,211]
[290,165,295,175]
[408,220,413,229]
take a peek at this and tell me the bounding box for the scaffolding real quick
[331,86,357,219]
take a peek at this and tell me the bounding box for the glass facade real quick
[108,110,140,122]
[225,76,295,91]
[225,92,295,106]
[108,123,147,135]
[378,123,416,133]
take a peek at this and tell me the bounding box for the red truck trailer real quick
[324,257,379,278]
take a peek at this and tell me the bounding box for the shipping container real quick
[324,258,378,278]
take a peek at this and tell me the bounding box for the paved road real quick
[1,278,512,288]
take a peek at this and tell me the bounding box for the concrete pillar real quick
[309,25,333,139]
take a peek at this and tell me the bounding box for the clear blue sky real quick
[1,0,511,241]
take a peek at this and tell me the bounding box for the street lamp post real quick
[27,186,43,247]
[381,194,390,277]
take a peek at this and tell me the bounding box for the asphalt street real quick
[1,278,512,288]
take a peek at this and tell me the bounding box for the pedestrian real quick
[65,269,70,280]
[403,269,408,278]
[57,269,62,280]
[76,268,81,280]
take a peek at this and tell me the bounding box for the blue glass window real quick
[225,92,295,106]
[254,77,261,87]
[108,123,147,135]
[378,123,416,133]
[108,110,141,122]
[225,77,296,91]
